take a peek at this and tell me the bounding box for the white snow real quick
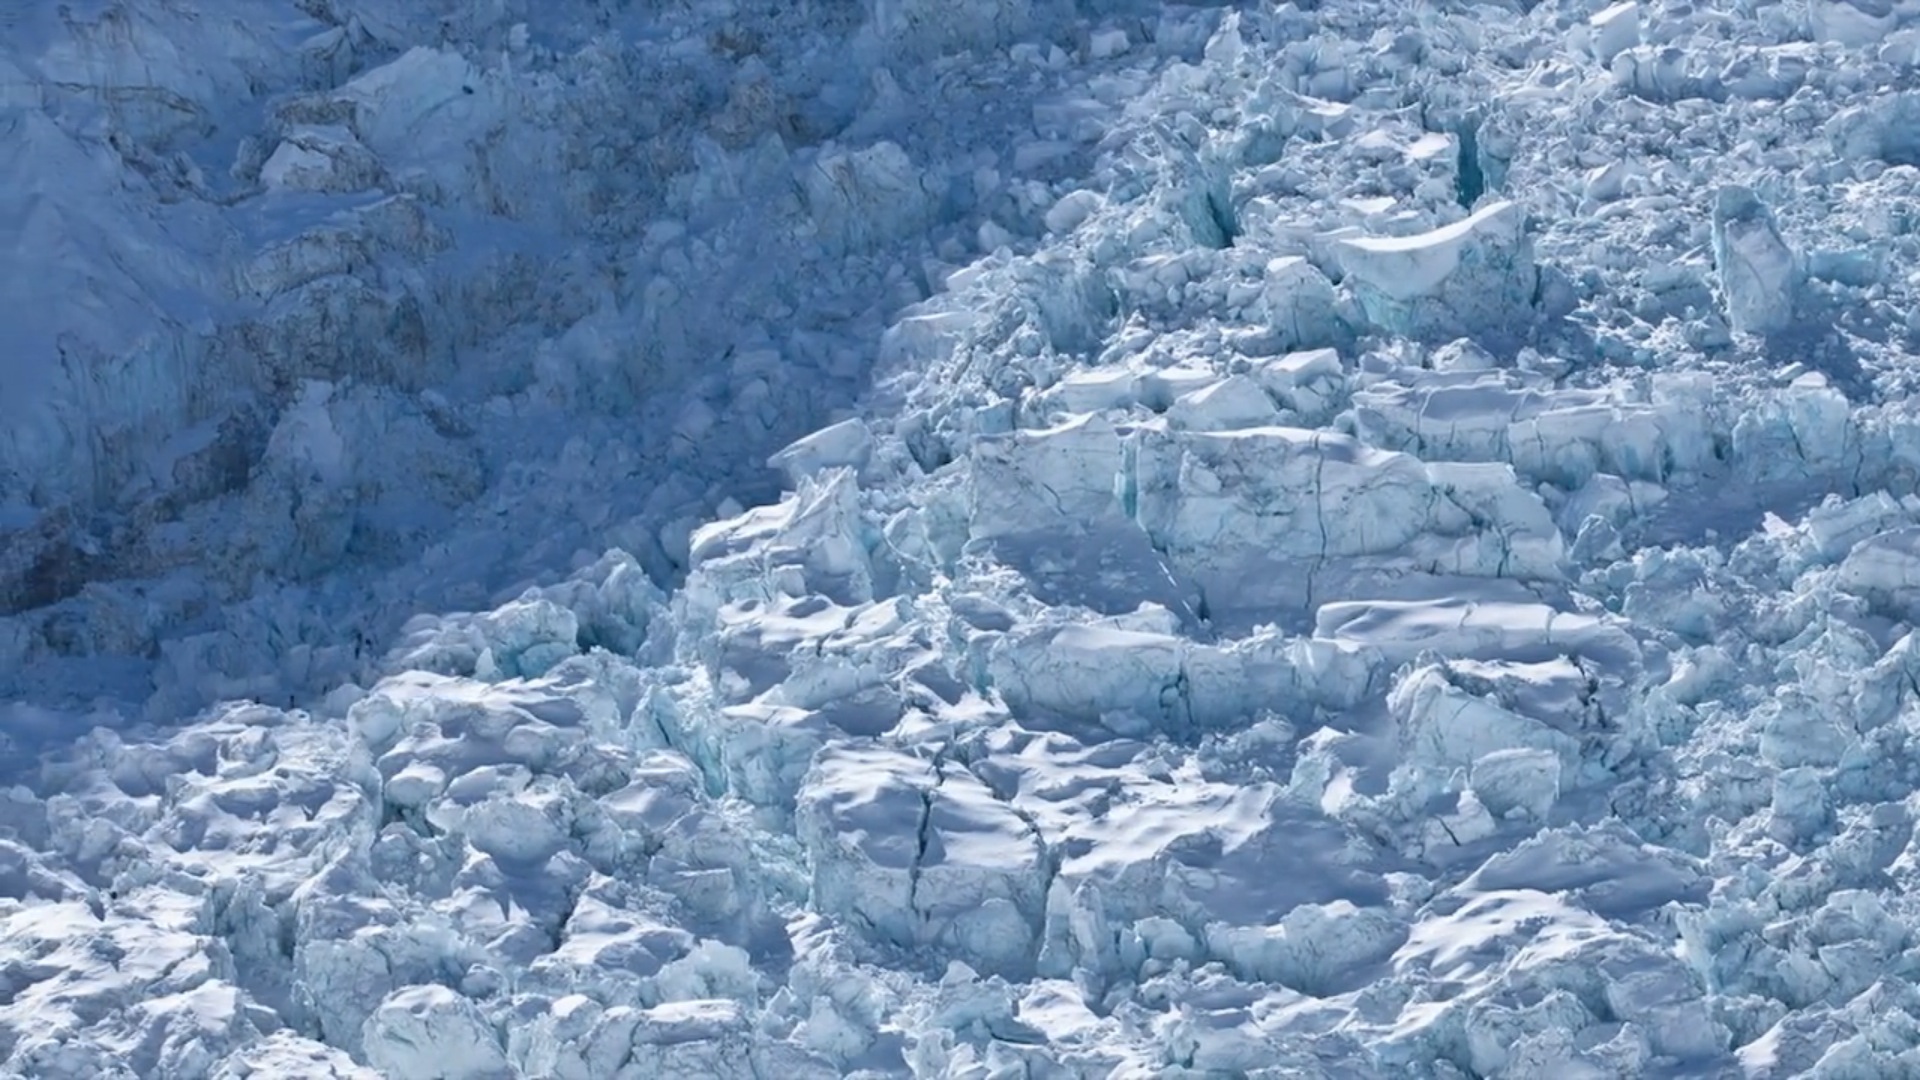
[13,0,1920,1077]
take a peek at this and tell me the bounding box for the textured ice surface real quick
[15,0,1920,1077]
[1712,185,1800,338]
[1335,200,1539,347]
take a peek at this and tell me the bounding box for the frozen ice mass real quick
[11,0,1920,1076]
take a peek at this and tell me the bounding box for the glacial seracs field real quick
[8,1,1920,1076]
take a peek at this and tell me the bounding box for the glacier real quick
[11,0,1920,1077]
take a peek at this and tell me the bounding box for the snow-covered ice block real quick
[348,669,607,789]
[516,996,835,1080]
[1463,821,1709,917]
[704,703,865,809]
[1729,377,1855,481]
[1587,3,1643,66]
[1557,473,1669,534]
[212,1032,380,1079]
[694,593,918,708]
[1352,371,1576,463]
[1165,375,1280,432]
[1800,492,1910,563]
[1261,256,1348,351]
[800,142,934,256]
[258,125,385,193]
[598,751,704,842]
[623,1000,815,1078]
[796,747,1048,976]
[1044,189,1103,235]
[879,308,977,371]
[1129,424,1429,611]
[1828,92,1920,167]
[330,47,519,212]
[1205,900,1407,996]
[688,469,874,607]
[361,984,511,1080]
[1509,402,1681,487]
[1711,186,1799,337]
[1390,665,1581,775]
[1042,366,1141,414]
[454,785,574,865]
[1471,747,1563,821]
[1130,425,1560,618]
[1582,160,1642,205]
[531,886,697,990]
[768,419,874,488]
[1418,461,1567,581]
[1137,367,1220,411]
[1250,348,1345,422]
[1334,201,1538,345]
[1610,45,1696,102]
[989,622,1188,731]
[1314,597,1637,667]
[1024,782,1394,982]
[970,413,1125,538]
[1810,0,1915,45]
[1088,28,1131,60]
[1838,528,1920,616]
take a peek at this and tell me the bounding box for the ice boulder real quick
[1251,348,1346,423]
[768,418,875,487]
[969,413,1126,539]
[1128,424,1429,612]
[796,747,1049,977]
[1129,425,1561,619]
[989,622,1189,732]
[1471,747,1564,821]
[1390,665,1582,777]
[622,1000,828,1078]
[1810,0,1914,45]
[687,469,874,607]
[1261,257,1350,351]
[1838,528,1920,617]
[1586,3,1642,65]
[259,125,386,193]
[800,142,935,256]
[1334,201,1538,346]
[1828,92,1920,167]
[361,984,511,1080]
[1166,375,1281,432]
[1711,186,1799,337]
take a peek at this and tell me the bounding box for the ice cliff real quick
[12,0,1920,1078]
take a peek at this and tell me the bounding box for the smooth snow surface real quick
[12,0,1920,1077]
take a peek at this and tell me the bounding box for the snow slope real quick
[12,0,1920,1076]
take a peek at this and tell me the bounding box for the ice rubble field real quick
[17,1,1920,1078]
